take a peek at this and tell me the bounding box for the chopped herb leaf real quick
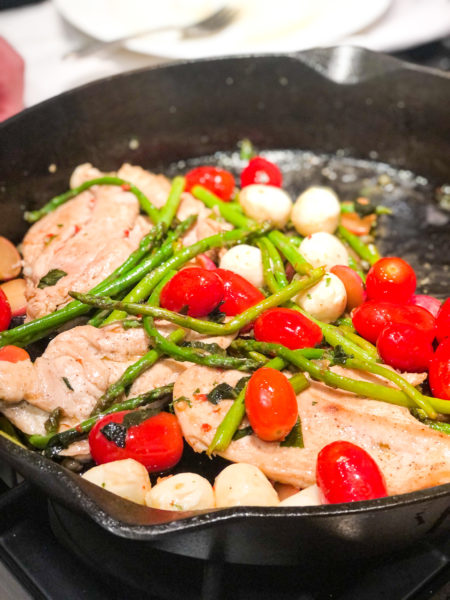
[38,269,67,289]
[193,388,200,394]
[62,377,74,391]
[208,301,226,323]
[232,425,253,441]
[280,417,304,448]
[181,340,226,356]
[234,376,250,395]
[332,345,354,365]
[44,407,62,434]
[100,422,127,448]
[207,382,236,404]
[122,319,143,329]
[121,405,160,429]
[325,277,331,287]
[172,396,192,407]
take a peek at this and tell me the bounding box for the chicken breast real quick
[22,184,151,319]
[173,366,450,496]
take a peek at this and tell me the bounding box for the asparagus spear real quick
[157,176,185,228]
[338,225,381,265]
[24,176,161,224]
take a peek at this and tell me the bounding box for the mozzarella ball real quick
[279,484,321,506]
[295,272,347,323]
[145,473,215,511]
[214,463,279,508]
[82,458,151,505]
[219,244,264,288]
[291,187,340,236]
[239,184,292,228]
[299,232,349,270]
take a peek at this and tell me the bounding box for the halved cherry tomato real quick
[0,287,11,332]
[160,267,224,317]
[377,323,434,372]
[241,156,282,188]
[339,212,376,236]
[185,166,235,201]
[89,411,184,472]
[245,367,298,442]
[0,345,30,363]
[253,308,322,350]
[410,294,441,318]
[215,268,264,316]
[436,298,450,343]
[330,265,365,310]
[352,301,435,344]
[429,337,450,400]
[316,440,387,504]
[365,257,416,303]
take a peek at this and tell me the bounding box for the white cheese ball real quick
[291,187,340,236]
[299,232,349,270]
[145,473,215,511]
[295,272,347,323]
[214,463,279,508]
[82,459,151,505]
[239,184,292,228]
[219,244,264,288]
[279,484,321,507]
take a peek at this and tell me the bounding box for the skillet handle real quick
[290,45,411,85]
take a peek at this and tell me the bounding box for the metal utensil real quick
[65,5,238,59]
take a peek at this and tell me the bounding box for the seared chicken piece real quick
[174,366,450,496]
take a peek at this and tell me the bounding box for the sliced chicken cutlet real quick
[0,324,188,435]
[22,184,151,319]
[173,366,450,496]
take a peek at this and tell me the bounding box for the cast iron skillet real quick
[0,47,449,566]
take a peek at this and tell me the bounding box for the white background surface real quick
[0,0,449,108]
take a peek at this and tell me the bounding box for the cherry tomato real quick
[241,156,282,188]
[352,301,435,344]
[185,166,235,201]
[316,440,387,504]
[429,337,450,400]
[0,288,11,332]
[253,308,322,350]
[215,268,264,316]
[435,298,450,343]
[410,294,441,318]
[365,257,416,303]
[89,411,183,472]
[339,212,376,236]
[245,367,298,442]
[0,345,30,363]
[330,265,365,310]
[160,267,224,317]
[377,323,434,372]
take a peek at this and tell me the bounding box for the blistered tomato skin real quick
[160,267,224,317]
[377,323,434,372]
[241,156,282,188]
[89,411,184,472]
[0,288,11,332]
[429,337,450,400]
[316,441,387,504]
[245,367,298,442]
[365,257,416,303]
[215,268,264,316]
[185,166,235,201]
[436,298,450,343]
[352,301,435,344]
[254,308,322,350]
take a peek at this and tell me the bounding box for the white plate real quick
[53,0,392,58]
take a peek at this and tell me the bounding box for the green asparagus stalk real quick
[410,409,450,435]
[258,239,280,294]
[24,176,161,224]
[338,325,380,361]
[263,236,289,288]
[338,225,381,265]
[267,230,313,275]
[158,176,185,228]
[192,185,251,228]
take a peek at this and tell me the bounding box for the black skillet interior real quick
[0,46,449,565]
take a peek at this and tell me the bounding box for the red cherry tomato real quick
[241,156,282,188]
[0,288,12,332]
[160,267,224,317]
[330,265,365,311]
[0,345,30,363]
[245,367,298,442]
[89,411,183,472]
[365,257,416,303]
[377,323,434,372]
[429,337,450,400]
[436,298,450,343]
[253,308,322,350]
[185,166,235,201]
[410,294,441,318]
[215,268,264,316]
[352,301,435,344]
[316,440,387,504]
